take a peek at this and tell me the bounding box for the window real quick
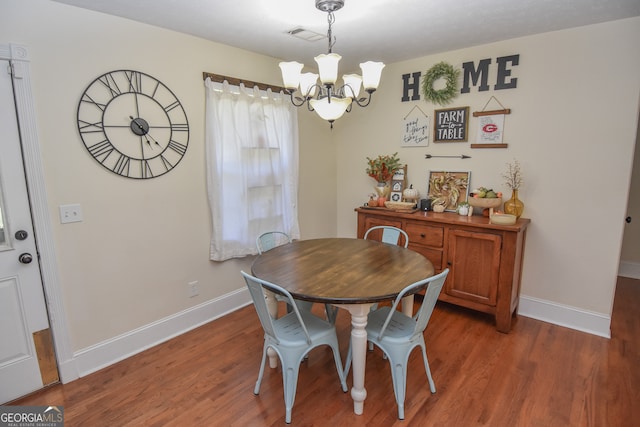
[204,80,300,261]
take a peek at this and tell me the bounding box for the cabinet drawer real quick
[405,223,444,248]
[408,244,443,270]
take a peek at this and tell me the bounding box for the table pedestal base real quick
[340,303,374,415]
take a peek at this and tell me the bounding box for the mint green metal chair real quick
[360,225,411,346]
[241,271,348,424]
[344,269,449,419]
[256,231,292,255]
[256,231,314,314]
[363,225,409,248]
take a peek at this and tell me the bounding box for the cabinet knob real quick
[447,261,452,266]
[420,233,426,238]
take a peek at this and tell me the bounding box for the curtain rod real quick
[202,72,286,93]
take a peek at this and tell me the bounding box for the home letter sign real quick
[401,54,520,101]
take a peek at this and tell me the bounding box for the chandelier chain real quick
[326,12,336,53]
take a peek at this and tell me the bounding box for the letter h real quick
[401,72,421,102]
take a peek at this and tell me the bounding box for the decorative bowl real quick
[468,197,502,209]
[490,213,517,225]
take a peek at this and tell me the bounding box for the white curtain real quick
[205,79,300,261]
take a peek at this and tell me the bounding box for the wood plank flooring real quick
[10,277,639,426]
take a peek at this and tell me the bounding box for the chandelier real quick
[279,0,385,127]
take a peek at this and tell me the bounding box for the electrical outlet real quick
[59,204,83,224]
[188,281,199,298]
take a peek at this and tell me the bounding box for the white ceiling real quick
[53,0,640,73]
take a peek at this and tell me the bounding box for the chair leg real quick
[420,343,436,393]
[281,355,303,424]
[254,343,269,395]
[330,342,348,392]
[390,360,408,420]
[343,341,352,378]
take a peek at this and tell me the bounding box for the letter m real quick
[461,58,491,93]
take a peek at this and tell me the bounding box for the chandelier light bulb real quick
[342,74,362,98]
[360,61,385,91]
[299,72,319,98]
[278,61,303,90]
[310,96,352,121]
[315,53,341,86]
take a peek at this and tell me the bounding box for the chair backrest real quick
[256,231,292,254]
[363,225,409,248]
[377,269,449,341]
[240,271,311,344]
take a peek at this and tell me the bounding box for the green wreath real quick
[421,62,460,105]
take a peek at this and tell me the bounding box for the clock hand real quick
[144,130,162,147]
[134,92,141,118]
[129,115,156,148]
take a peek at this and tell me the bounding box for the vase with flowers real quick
[501,159,524,218]
[366,152,402,202]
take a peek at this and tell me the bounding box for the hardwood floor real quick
[11,277,639,426]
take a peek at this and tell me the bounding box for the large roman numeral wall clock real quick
[77,70,189,179]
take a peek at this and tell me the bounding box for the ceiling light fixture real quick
[279,0,385,127]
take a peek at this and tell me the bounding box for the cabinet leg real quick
[495,310,514,333]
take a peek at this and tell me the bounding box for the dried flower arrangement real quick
[366,152,402,183]
[428,172,469,210]
[502,159,523,190]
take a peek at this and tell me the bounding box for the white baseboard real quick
[61,287,252,381]
[518,295,611,338]
[58,286,615,382]
[618,261,640,279]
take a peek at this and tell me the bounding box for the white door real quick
[0,59,56,403]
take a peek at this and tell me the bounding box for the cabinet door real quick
[446,229,501,306]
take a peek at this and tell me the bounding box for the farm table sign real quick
[434,106,469,143]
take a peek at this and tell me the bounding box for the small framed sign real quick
[434,106,470,143]
[389,166,407,202]
[401,106,429,147]
[471,96,510,148]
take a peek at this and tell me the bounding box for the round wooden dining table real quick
[251,237,434,415]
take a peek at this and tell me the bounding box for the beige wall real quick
[335,18,640,316]
[2,0,639,362]
[0,0,334,352]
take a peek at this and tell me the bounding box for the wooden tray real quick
[361,205,418,213]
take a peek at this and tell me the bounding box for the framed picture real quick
[401,106,429,147]
[434,106,470,142]
[389,165,407,202]
[427,171,470,212]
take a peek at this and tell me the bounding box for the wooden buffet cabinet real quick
[355,207,530,333]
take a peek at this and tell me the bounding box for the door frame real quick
[1,43,76,383]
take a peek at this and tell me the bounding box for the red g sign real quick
[482,123,498,133]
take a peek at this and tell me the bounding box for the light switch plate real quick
[59,204,83,224]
